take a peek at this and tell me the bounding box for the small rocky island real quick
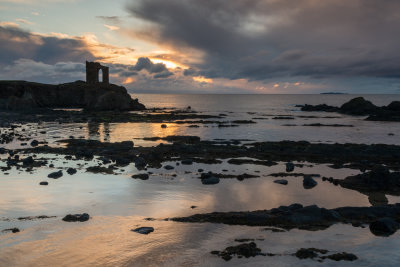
[297,97,400,121]
[0,61,145,111]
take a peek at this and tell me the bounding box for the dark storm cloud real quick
[0,25,95,65]
[126,0,400,82]
[130,57,167,73]
[128,57,173,78]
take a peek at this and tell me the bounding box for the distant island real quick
[320,92,348,95]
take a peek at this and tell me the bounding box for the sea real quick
[1,94,400,266]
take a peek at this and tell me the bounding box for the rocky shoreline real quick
[1,95,400,264]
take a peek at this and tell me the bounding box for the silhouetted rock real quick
[131,173,149,180]
[66,168,77,175]
[201,172,220,185]
[300,104,339,112]
[39,181,48,185]
[0,81,145,111]
[369,218,400,236]
[299,97,400,121]
[164,165,174,170]
[274,179,288,185]
[62,213,90,222]
[212,242,264,261]
[47,170,63,179]
[181,159,193,165]
[340,97,378,115]
[322,252,358,261]
[303,175,318,189]
[22,156,34,166]
[30,140,39,147]
[131,227,154,234]
[171,203,400,231]
[2,228,20,233]
[336,165,400,194]
[286,162,295,172]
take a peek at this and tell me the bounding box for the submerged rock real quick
[295,248,327,259]
[62,213,90,222]
[322,252,358,261]
[164,165,175,170]
[2,228,20,233]
[274,179,288,185]
[131,173,149,180]
[211,242,264,261]
[200,172,220,185]
[171,203,400,234]
[131,227,154,235]
[201,176,220,185]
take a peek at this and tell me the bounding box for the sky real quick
[1,0,400,94]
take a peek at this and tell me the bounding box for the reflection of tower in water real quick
[87,122,111,142]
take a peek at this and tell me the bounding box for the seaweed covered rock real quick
[211,242,264,261]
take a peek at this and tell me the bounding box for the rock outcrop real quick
[0,80,145,111]
[298,97,400,121]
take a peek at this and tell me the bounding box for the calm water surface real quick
[1,94,400,266]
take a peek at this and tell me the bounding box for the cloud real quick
[0,24,95,65]
[130,57,173,78]
[16,18,35,25]
[126,0,400,89]
[104,24,120,31]
[0,59,85,83]
[96,16,121,24]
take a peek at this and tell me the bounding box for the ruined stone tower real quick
[86,61,109,84]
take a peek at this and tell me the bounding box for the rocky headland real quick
[0,80,145,111]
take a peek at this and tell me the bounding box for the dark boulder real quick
[181,159,193,165]
[340,97,378,115]
[369,217,400,236]
[386,101,400,111]
[164,165,175,170]
[131,173,149,180]
[39,181,48,186]
[286,162,295,172]
[22,156,34,166]
[66,168,77,175]
[62,213,90,222]
[131,227,154,234]
[274,179,288,185]
[201,172,220,185]
[30,140,39,147]
[48,170,63,179]
[303,175,318,189]
[134,157,146,169]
